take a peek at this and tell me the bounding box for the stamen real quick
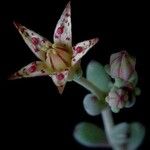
[52,49,57,55]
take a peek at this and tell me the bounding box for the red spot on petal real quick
[55,35,59,39]
[28,65,37,73]
[65,13,70,17]
[13,22,25,33]
[33,48,39,52]
[15,72,19,76]
[42,39,47,43]
[89,40,92,45]
[20,27,26,33]
[41,70,45,73]
[66,37,70,40]
[75,46,83,53]
[15,72,21,77]
[57,26,64,35]
[32,37,39,45]
[56,73,64,80]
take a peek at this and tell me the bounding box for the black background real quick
[0,0,149,149]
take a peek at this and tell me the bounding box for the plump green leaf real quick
[128,122,145,150]
[73,122,107,147]
[110,122,129,145]
[83,94,103,116]
[110,122,145,150]
[86,61,111,93]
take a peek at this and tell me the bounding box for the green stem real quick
[74,77,128,150]
[73,77,104,100]
[74,77,127,150]
[101,108,114,146]
[74,77,117,149]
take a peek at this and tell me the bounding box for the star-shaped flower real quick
[9,2,99,94]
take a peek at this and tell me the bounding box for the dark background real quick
[0,0,149,149]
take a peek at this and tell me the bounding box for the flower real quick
[105,87,129,113]
[9,2,99,94]
[105,84,140,113]
[109,51,136,81]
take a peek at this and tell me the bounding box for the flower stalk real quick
[74,77,115,146]
[74,76,129,150]
[73,77,104,101]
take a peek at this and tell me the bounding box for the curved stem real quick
[73,77,116,149]
[73,77,104,100]
[101,108,114,145]
[74,77,128,150]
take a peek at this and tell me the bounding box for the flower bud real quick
[110,51,136,81]
[105,87,128,113]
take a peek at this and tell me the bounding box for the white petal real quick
[9,61,51,80]
[72,38,99,65]
[14,22,52,61]
[50,70,69,94]
[53,2,72,49]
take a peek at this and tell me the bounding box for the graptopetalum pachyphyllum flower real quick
[8,2,145,149]
[9,1,99,94]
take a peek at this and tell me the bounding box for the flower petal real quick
[9,61,51,80]
[50,70,69,94]
[14,21,52,61]
[53,2,72,48]
[72,38,99,65]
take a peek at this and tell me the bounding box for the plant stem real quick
[101,110,126,150]
[101,108,114,146]
[74,77,117,149]
[74,77,127,150]
[73,77,104,100]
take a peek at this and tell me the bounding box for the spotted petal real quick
[53,2,72,49]
[50,70,69,94]
[9,61,51,80]
[14,22,52,61]
[72,38,99,65]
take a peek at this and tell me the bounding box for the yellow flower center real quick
[45,43,72,72]
[52,49,57,55]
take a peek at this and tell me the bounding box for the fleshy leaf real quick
[110,122,145,150]
[50,70,69,94]
[110,122,130,146]
[53,1,72,48]
[86,61,111,92]
[14,22,52,61]
[74,122,107,147]
[128,122,145,150]
[72,38,99,65]
[83,94,103,116]
[9,61,51,80]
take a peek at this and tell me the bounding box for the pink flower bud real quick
[110,51,136,81]
[105,88,128,112]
